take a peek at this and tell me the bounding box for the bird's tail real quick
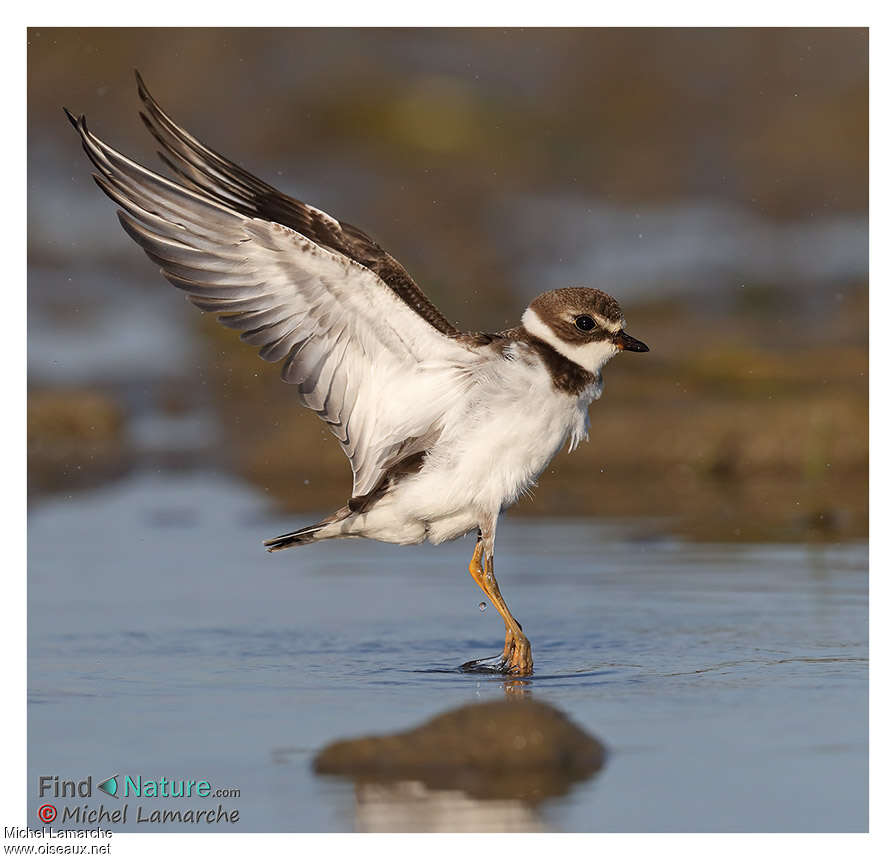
[263,507,350,552]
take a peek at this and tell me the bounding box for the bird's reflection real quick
[353,779,541,832]
[502,677,532,698]
[314,698,605,832]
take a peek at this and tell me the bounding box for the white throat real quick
[521,307,619,375]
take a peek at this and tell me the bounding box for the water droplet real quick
[478,602,487,613]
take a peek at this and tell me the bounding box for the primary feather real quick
[64,97,480,500]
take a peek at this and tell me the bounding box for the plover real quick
[66,73,648,676]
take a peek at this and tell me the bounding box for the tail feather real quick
[263,524,325,551]
[263,507,350,552]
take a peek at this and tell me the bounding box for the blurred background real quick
[28,27,868,542]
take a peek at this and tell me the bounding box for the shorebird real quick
[66,73,648,676]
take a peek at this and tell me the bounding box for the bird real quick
[65,72,649,676]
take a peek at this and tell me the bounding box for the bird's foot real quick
[459,654,505,673]
[458,635,532,675]
[499,632,533,676]
[500,627,514,662]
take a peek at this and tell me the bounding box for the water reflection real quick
[502,677,531,698]
[27,470,868,830]
[353,779,542,832]
[313,699,605,832]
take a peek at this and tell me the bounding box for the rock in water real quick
[313,699,606,802]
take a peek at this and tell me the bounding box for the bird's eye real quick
[574,315,596,332]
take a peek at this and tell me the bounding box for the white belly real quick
[390,358,601,543]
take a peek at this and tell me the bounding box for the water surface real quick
[28,471,868,831]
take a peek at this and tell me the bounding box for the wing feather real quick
[65,107,480,497]
[133,71,460,338]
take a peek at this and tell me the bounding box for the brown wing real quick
[133,70,460,337]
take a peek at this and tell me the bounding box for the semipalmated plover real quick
[66,73,648,676]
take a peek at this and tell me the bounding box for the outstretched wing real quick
[65,103,479,499]
[134,71,459,338]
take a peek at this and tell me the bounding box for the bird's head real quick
[521,287,649,375]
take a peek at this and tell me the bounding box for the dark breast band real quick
[478,327,597,396]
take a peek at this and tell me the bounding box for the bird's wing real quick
[66,108,481,499]
[133,71,459,337]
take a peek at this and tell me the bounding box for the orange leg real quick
[468,538,533,676]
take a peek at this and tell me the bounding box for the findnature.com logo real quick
[36,774,241,826]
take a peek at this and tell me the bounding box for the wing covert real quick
[133,71,460,338]
[65,106,479,498]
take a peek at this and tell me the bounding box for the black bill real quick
[615,331,650,352]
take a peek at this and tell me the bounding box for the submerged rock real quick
[314,699,605,803]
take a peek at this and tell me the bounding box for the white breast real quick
[393,343,602,542]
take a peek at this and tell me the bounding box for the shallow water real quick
[28,471,868,832]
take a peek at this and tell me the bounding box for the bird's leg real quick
[483,552,532,674]
[468,540,511,666]
[468,528,533,676]
[488,555,522,663]
[502,624,514,664]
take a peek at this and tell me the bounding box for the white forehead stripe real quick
[521,307,622,374]
[593,314,624,334]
